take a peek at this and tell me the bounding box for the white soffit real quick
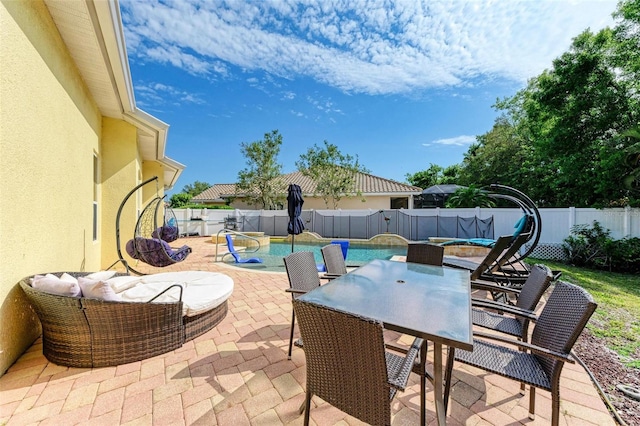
[43,0,184,187]
[44,0,123,118]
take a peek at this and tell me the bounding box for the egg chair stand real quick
[113,176,191,275]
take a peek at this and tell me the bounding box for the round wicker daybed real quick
[20,271,233,368]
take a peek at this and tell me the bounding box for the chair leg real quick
[551,390,560,426]
[288,311,295,360]
[303,391,312,426]
[528,387,536,420]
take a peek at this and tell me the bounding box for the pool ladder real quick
[214,229,262,262]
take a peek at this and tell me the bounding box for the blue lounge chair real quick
[225,234,263,263]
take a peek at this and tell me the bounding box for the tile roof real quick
[192,171,421,201]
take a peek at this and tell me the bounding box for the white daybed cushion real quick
[119,271,234,317]
[31,273,81,297]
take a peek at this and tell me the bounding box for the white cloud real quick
[426,135,477,147]
[134,82,206,106]
[121,0,617,95]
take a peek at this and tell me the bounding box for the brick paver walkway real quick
[0,237,615,425]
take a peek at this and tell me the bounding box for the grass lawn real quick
[530,259,640,368]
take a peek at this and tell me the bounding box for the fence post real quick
[625,205,631,238]
[569,207,576,232]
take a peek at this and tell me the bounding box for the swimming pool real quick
[225,241,407,272]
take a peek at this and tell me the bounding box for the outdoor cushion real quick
[86,270,118,281]
[31,273,81,297]
[120,271,234,317]
[152,225,179,243]
[512,215,528,238]
[106,275,143,293]
[78,277,122,301]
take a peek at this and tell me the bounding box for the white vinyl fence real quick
[173,207,640,260]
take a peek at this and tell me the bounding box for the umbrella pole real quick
[291,234,294,253]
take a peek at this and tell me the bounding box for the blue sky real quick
[120,0,618,193]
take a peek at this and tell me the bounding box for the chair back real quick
[515,264,553,312]
[406,243,444,266]
[321,244,348,275]
[531,281,597,382]
[491,232,530,271]
[284,251,322,297]
[292,299,391,425]
[471,235,513,280]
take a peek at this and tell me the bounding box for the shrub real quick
[563,221,640,273]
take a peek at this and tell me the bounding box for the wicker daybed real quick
[20,271,231,368]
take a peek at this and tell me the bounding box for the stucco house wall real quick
[0,0,181,375]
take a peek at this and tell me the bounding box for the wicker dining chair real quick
[406,242,445,266]
[446,281,597,426]
[320,243,348,280]
[470,264,554,343]
[283,251,322,359]
[293,298,422,426]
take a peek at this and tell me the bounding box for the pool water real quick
[226,241,407,272]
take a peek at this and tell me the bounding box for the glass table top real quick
[299,259,473,350]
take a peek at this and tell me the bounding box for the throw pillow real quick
[78,277,122,301]
[32,274,82,297]
[86,270,118,281]
[106,275,142,293]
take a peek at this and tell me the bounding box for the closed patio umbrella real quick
[287,184,305,252]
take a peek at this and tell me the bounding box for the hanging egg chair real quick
[115,176,191,275]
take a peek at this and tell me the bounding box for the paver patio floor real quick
[0,237,615,425]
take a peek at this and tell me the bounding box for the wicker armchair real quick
[446,281,597,426]
[19,272,228,368]
[406,242,445,266]
[470,264,554,342]
[293,299,422,426]
[320,243,347,280]
[283,251,322,359]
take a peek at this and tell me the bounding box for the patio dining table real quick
[298,258,473,426]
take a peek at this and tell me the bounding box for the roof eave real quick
[91,0,184,189]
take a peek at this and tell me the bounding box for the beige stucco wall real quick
[100,118,141,268]
[0,0,104,374]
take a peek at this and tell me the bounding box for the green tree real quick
[440,164,461,184]
[445,185,496,208]
[459,0,640,207]
[169,192,191,208]
[236,130,285,209]
[182,181,211,197]
[457,116,531,190]
[622,127,640,198]
[296,141,370,208]
[406,163,461,188]
[406,164,444,188]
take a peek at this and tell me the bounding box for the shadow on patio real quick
[0,237,615,425]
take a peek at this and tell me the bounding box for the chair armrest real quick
[471,279,522,296]
[285,288,308,295]
[387,337,424,391]
[320,273,343,280]
[473,331,574,364]
[147,283,183,303]
[471,300,538,321]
